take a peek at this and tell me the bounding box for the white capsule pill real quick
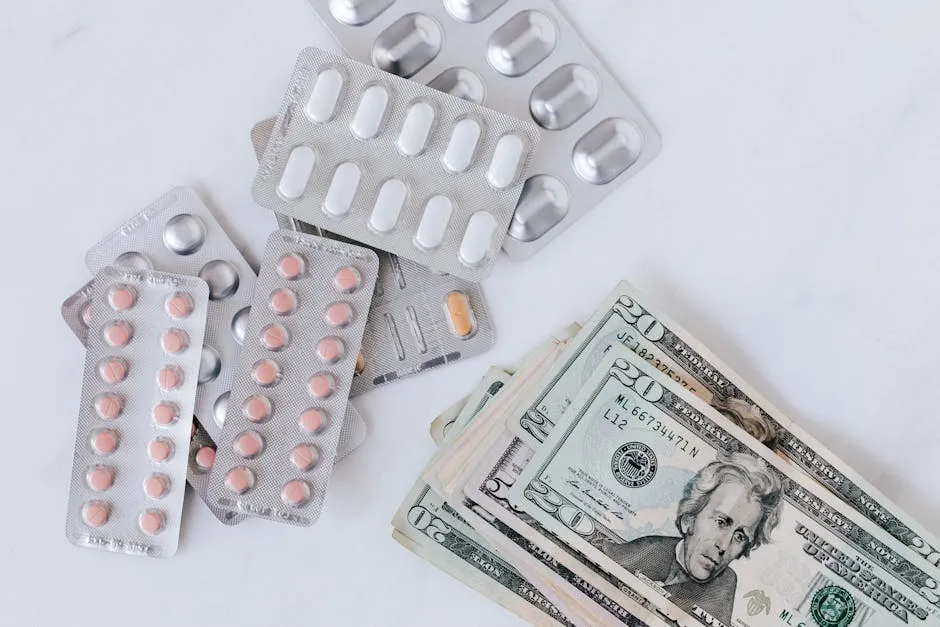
[459,211,498,267]
[305,68,344,123]
[414,196,453,251]
[442,118,481,173]
[397,101,435,156]
[350,84,389,140]
[368,179,408,234]
[323,162,361,217]
[278,145,316,200]
[487,134,525,189]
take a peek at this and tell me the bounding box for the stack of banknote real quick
[391,281,940,627]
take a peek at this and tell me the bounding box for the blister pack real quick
[85,187,255,444]
[61,278,96,344]
[252,47,540,282]
[207,230,378,526]
[253,118,495,396]
[305,1,661,260]
[65,267,208,557]
[187,421,245,525]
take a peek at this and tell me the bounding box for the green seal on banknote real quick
[811,585,856,627]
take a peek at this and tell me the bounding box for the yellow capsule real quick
[444,291,476,338]
[355,352,365,375]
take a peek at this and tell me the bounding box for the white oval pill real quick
[278,145,315,200]
[368,179,408,234]
[397,101,435,156]
[459,211,498,267]
[414,196,453,251]
[323,162,361,217]
[305,68,344,123]
[442,118,481,173]
[487,134,525,188]
[350,84,389,139]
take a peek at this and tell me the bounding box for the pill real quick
[138,509,165,536]
[305,68,344,123]
[190,423,197,438]
[281,479,311,507]
[243,395,272,423]
[317,337,345,364]
[231,306,250,344]
[102,320,133,347]
[324,302,354,328]
[90,429,119,455]
[233,431,264,458]
[414,195,453,250]
[156,366,183,391]
[94,393,123,420]
[152,401,179,427]
[225,466,255,494]
[323,162,362,218]
[108,285,137,311]
[397,101,435,156]
[368,178,408,234]
[269,288,297,315]
[290,444,320,471]
[299,408,329,433]
[458,211,499,267]
[351,84,389,139]
[442,118,481,173]
[114,251,152,271]
[278,145,316,200]
[252,359,281,387]
[194,446,216,471]
[277,253,305,280]
[98,357,128,384]
[355,352,365,375]
[86,466,115,492]
[308,373,336,399]
[143,474,169,499]
[260,323,289,351]
[334,267,361,293]
[199,260,240,301]
[81,302,93,328]
[163,213,206,255]
[148,438,173,463]
[213,392,229,429]
[161,328,189,354]
[82,501,110,527]
[445,291,477,338]
[165,292,194,319]
[198,346,222,383]
[487,134,525,189]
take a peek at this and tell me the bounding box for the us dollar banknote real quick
[510,344,940,627]
[507,281,940,575]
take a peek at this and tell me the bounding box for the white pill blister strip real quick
[252,47,540,282]
[253,118,496,397]
[85,187,256,444]
[65,267,209,557]
[207,230,379,526]
[306,0,661,260]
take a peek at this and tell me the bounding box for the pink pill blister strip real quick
[207,230,378,526]
[65,267,209,557]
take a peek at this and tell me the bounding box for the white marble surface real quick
[2,1,940,625]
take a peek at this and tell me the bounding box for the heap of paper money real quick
[392,281,940,627]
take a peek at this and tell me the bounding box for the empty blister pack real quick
[306,1,661,259]
[252,47,540,282]
[65,267,208,557]
[252,118,495,396]
[85,187,255,444]
[207,230,378,526]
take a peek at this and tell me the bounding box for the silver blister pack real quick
[85,187,255,444]
[207,230,379,526]
[252,47,540,282]
[306,1,661,259]
[252,118,495,396]
[65,267,209,557]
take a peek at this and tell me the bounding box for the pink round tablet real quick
[82,501,110,527]
[102,321,133,347]
[152,401,179,426]
[108,285,137,311]
[260,323,289,352]
[86,465,114,492]
[90,429,119,455]
[98,357,128,384]
[148,438,173,463]
[251,359,281,387]
[277,253,306,280]
[299,408,328,433]
[333,266,361,293]
[233,431,264,458]
[190,422,197,438]
[139,509,165,536]
[317,336,345,364]
[225,466,254,494]
[281,480,311,507]
[157,365,183,391]
[269,288,297,316]
[324,302,354,328]
[194,446,216,471]
[165,291,194,319]
[81,302,93,327]
[143,474,169,499]
[242,395,272,423]
[290,444,319,471]
[161,328,189,354]
[94,393,123,420]
[307,373,335,399]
